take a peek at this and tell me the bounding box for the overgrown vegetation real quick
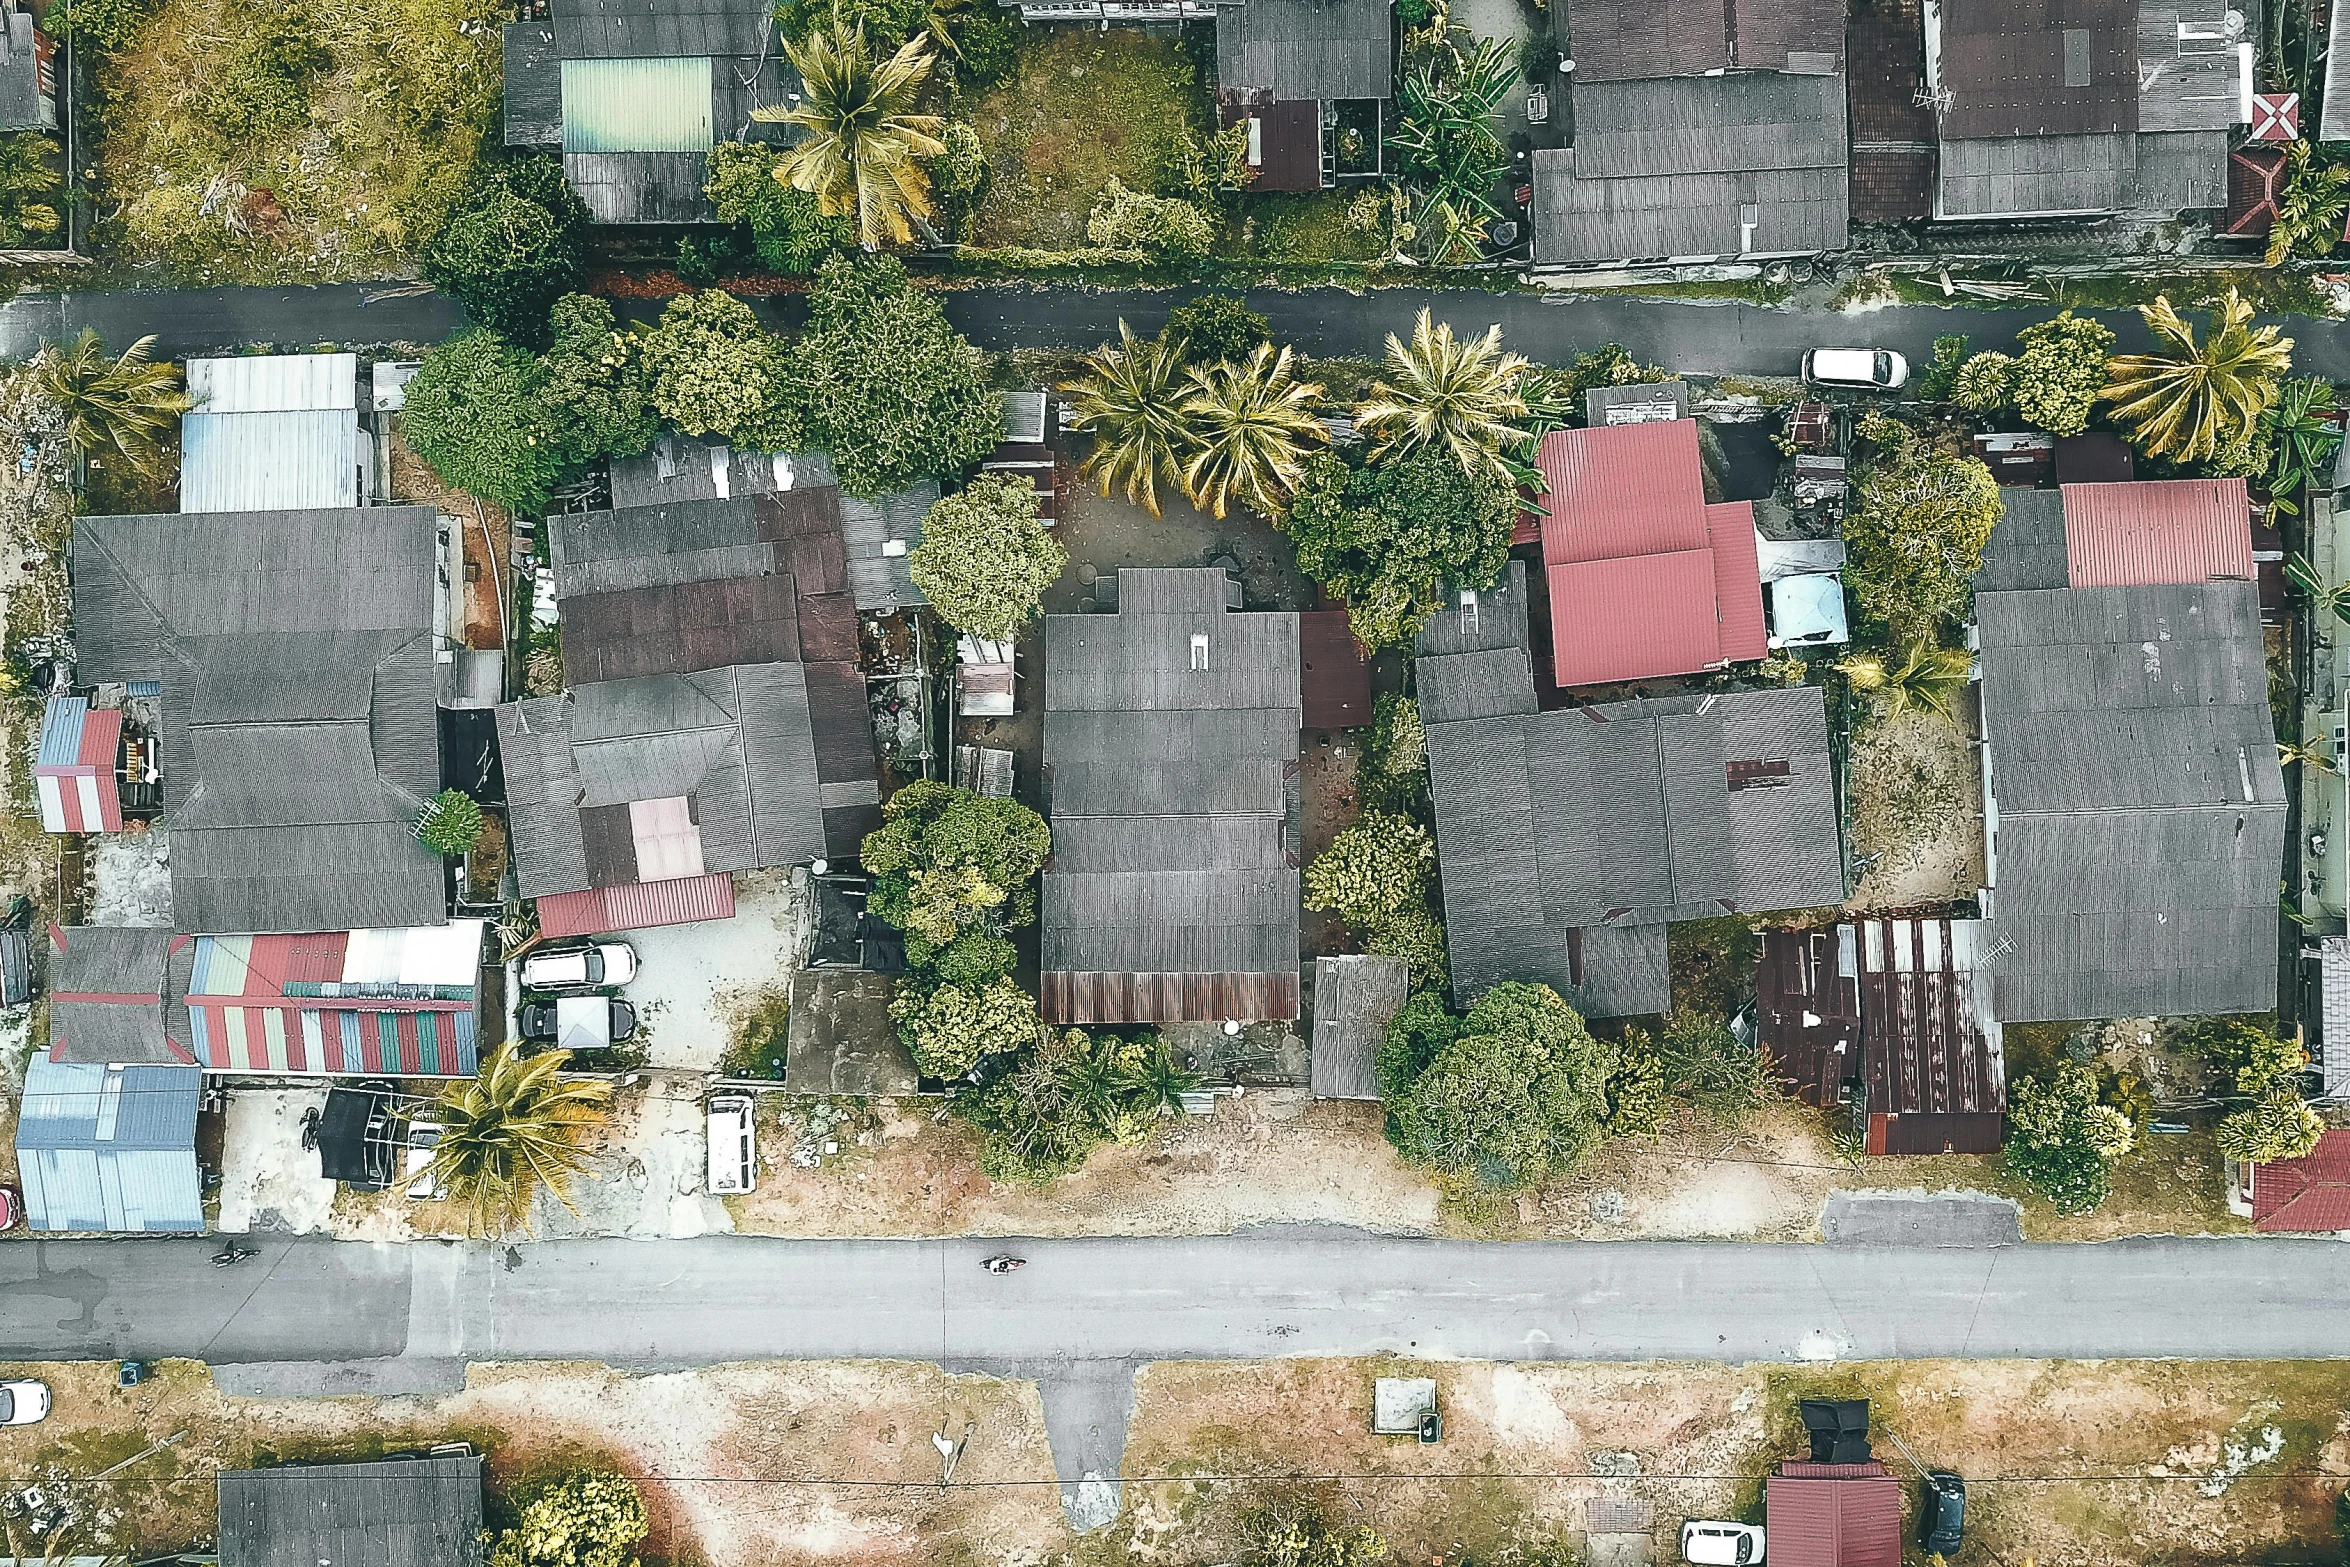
[1841,411,2001,644]
[1377,984,1620,1192]
[488,1468,648,1567]
[422,157,591,345]
[2003,1062,2138,1215]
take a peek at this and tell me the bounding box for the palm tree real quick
[1062,321,1199,517]
[1116,1041,1200,1119]
[2285,552,2350,626]
[423,1041,614,1235]
[2100,289,2294,464]
[1180,342,1327,519]
[2266,142,2350,266]
[0,133,61,249]
[2280,738,2339,774]
[754,20,945,249]
[1837,641,1974,723]
[35,331,193,478]
[1355,308,1531,483]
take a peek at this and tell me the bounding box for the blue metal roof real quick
[180,409,360,513]
[16,1057,204,1232]
[36,695,84,769]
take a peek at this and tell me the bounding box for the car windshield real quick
[0,1389,15,1421]
[580,951,604,984]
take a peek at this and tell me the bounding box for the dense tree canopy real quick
[639,289,798,450]
[1843,437,2000,643]
[1302,813,1436,929]
[909,472,1068,640]
[488,1470,647,1567]
[859,780,1051,948]
[2004,1063,2136,1215]
[703,141,855,275]
[537,293,657,467]
[888,975,1041,1080]
[421,156,590,345]
[1166,294,1272,366]
[1279,446,1517,647]
[400,330,564,514]
[1382,982,1616,1191]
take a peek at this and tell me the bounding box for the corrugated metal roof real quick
[1549,552,1724,686]
[1765,1466,1903,1567]
[2060,478,2255,587]
[37,695,86,769]
[1564,0,1842,76]
[1935,132,2134,219]
[186,353,357,414]
[1707,502,1770,662]
[180,409,359,513]
[1215,0,1392,98]
[1310,954,1409,1099]
[1933,0,2136,140]
[561,57,714,153]
[536,870,738,936]
[1039,968,1301,1025]
[2252,1128,2350,1230]
[16,1057,203,1232]
[1536,423,1709,564]
[218,1456,485,1567]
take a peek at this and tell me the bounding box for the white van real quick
[707,1093,757,1195]
[1682,1521,1765,1566]
[1802,348,1909,390]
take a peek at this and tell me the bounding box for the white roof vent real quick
[1190,632,1209,671]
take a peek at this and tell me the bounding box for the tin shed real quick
[181,353,362,514]
[1764,1461,1903,1567]
[15,1056,203,1232]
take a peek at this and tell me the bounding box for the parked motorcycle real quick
[980,1254,1025,1274]
[212,1243,259,1268]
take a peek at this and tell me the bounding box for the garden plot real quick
[1844,706,1986,914]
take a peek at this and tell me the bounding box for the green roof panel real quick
[561,57,715,154]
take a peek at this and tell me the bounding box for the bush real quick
[639,289,799,449]
[1844,446,2001,642]
[1385,982,1615,1190]
[0,134,61,249]
[1917,334,1970,402]
[421,156,591,345]
[929,123,988,198]
[2217,1085,2325,1162]
[1656,1010,1774,1121]
[537,293,656,467]
[889,976,1042,1081]
[1302,813,1436,928]
[41,0,156,53]
[2005,1062,2136,1214]
[197,0,326,141]
[784,254,1003,498]
[488,1470,648,1567]
[2183,1017,2308,1095]
[1242,1490,1388,1567]
[1086,178,1214,259]
[413,788,485,856]
[703,141,854,275]
[1279,447,1518,648]
[1950,351,2014,414]
[401,330,564,515]
[953,1028,1196,1181]
[909,472,1069,640]
[1601,1033,1669,1134]
[2009,310,2116,437]
[1356,692,1430,818]
[860,780,1051,947]
[1517,32,1556,81]
[1166,293,1272,366]
[1365,905,1449,993]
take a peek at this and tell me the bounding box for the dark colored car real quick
[1919,1470,1964,1554]
[518,996,639,1051]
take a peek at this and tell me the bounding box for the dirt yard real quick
[1844,705,1985,915]
[388,426,512,652]
[5,1355,2348,1567]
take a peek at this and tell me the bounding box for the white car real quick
[708,1094,757,1196]
[0,1380,50,1426]
[1802,347,1909,391]
[518,941,638,993]
[1682,1521,1764,1566]
[404,1121,445,1201]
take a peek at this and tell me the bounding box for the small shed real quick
[1764,1461,1903,1567]
[958,633,1016,717]
[15,1056,204,1233]
[1311,955,1410,1099]
[181,353,363,513]
[1372,1377,1438,1435]
[35,696,123,833]
[788,970,919,1094]
[217,1454,484,1567]
[1585,380,1689,426]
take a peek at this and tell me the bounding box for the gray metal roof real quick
[1560,0,1843,78]
[503,21,563,146]
[1533,77,1848,265]
[1933,0,2137,140]
[47,926,189,1066]
[1310,954,1409,1099]
[1216,0,1393,100]
[1974,486,2071,593]
[563,151,718,224]
[1935,131,2135,218]
[2132,129,2229,214]
[2139,0,2246,132]
[1040,569,1302,990]
[16,1056,203,1232]
[0,10,46,131]
[2313,935,2350,1099]
[1977,582,2285,1022]
[217,1455,485,1567]
[181,356,363,513]
[71,508,446,934]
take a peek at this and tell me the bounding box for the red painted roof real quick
[2252,1128,2350,1231]
[537,871,738,938]
[1299,611,1373,728]
[1532,423,1766,686]
[1766,1465,1903,1567]
[2061,479,2255,587]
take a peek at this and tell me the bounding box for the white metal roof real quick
[180,408,359,512]
[186,352,358,413]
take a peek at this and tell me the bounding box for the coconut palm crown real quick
[1181,342,1327,520]
[754,20,945,249]
[1062,320,1198,518]
[1354,308,1531,482]
[36,331,193,477]
[423,1040,614,1236]
[2099,289,2293,464]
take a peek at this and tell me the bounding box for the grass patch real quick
[88,0,503,281]
[720,985,792,1080]
[1238,190,1388,265]
[960,28,1203,250]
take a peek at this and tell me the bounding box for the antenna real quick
[1914,82,1954,113]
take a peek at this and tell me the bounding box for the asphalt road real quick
[14,278,2350,378]
[8,1228,2350,1521]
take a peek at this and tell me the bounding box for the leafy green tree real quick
[1064,320,1198,516]
[2217,1084,2326,1162]
[1086,178,1213,258]
[2185,1017,2309,1095]
[860,780,1051,948]
[1365,906,1449,993]
[421,156,591,345]
[889,976,1042,1080]
[1376,990,1464,1101]
[537,294,657,467]
[425,1042,614,1236]
[2004,1063,2136,1215]
[928,122,988,197]
[1166,294,1271,366]
[754,19,944,249]
[703,141,855,275]
[929,930,1018,986]
[413,789,485,856]
[639,289,798,450]
[1355,309,1531,483]
[488,1469,648,1567]
[1387,982,1615,1190]
[35,330,191,478]
[1917,334,1970,402]
[401,330,565,514]
[1843,447,2000,642]
[2103,289,2293,466]
[1356,692,1430,817]
[0,134,61,248]
[1278,446,1517,648]
[953,1028,1198,1180]
[911,473,1067,639]
[1303,813,1436,928]
[2009,311,2116,437]
[785,253,1003,498]
[1181,342,1327,519]
[1836,640,1974,724]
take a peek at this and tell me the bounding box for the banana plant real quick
[2260,376,2341,518]
[2284,552,2350,625]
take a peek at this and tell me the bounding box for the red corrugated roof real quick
[537,872,738,938]
[1533,423,1765,687]
[2061,479,2255,587]
[1040,969,1301,1024]
[1766,1466,1903,1567]
[2252,1128,2350,1231]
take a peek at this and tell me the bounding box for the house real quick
[1215,0,1392,191]
[1309,953,1410,1099]
[1526,421,1768,687]
[218,1454,484,1567]
[1560,0,1844,76]
[70,507,451,935]
[1764,1460,1904,1567]
[1975,477,2255,593]
[0,4,58,133]
[181,354,366,513]
[1416,562,1845,1016]
[36,695,127,833]
[183,923,488,1076]
[608,436,935,613]
[1922,0,2244,221]
[502,0,797,223]
[1039,568,1303,1025]
[45,926,193,1066]
[2241,1128,2350,1231]
[1757,918,2006,1153]
[14,1056,204,1233]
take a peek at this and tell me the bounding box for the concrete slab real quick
[616,869,806,1071]
[216,1087,335,1235]
[1820,1191,2022,1246]
[1027,1358,1137,1533]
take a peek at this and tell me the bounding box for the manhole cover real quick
[1588,1498,1654,1533]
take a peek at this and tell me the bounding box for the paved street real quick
[7,1228,2350,1521]
[13,278,2350,378]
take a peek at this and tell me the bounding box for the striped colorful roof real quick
[184,927,482,1076]
[36,698,123,833]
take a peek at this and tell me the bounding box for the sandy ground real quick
[619,870,806,1072]
[1844,705,1985,915]
[216,1087,335,1235]
[5,1355,2348,1567]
